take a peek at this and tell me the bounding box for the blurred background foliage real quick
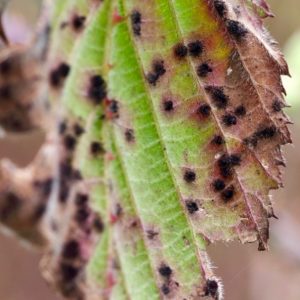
[0,0,299,299]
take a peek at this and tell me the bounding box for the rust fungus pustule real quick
[213,0,227,18]
[217,154,241,178]
[93,215,104,233]
[221,185,235,202]
[130,10,142,36]
[125,129,135,143]
[33,177,53,197]
[234,105,246,117]
[163,99,174,112]
[161,284,170,295]
[173,43,188,59]
[146,230,159,240]
[0,58,13,75]
[63,134,77,151]
[73,123,85,136]
[75,193,89,206]
[211,135,224,146]
[183,170,196,183]
[197,103,211,118]
[205,86,229,109]
[62,240,80,259]
[59,120,67,135]
[60,263,80,282]
[90,141,104,156]
[185,200,199,214]
[222,113,237,127]
[197,63,213,77]
[158,264,172,278]
[204,279,219,298]
[255,125,277,140]
[87,75,107,104]
[108,99,119,118]
[49,62,71,88]
[71,14,86,31]
[272,99,283,112]
[146,60,166,86]
[187,40,204,57]
[0,192,21,221]
[226,20,248,41]
[212,179,225,192]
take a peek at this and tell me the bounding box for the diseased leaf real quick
[0,0,291,299]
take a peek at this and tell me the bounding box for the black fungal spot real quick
[58,63,71,78]
[146,73,159,85]
[93,215,104,233]
[33,178,53,197]
[60,161,73,178]
[234,105,246,117]
[32,204,47,221]
[213,179,225,191]
[147,230,159,239]
[197,63,213,77]
[218,154,241,178]
[183,170,196,183]
[49,63,71,87]
[153,60,166,76]
[72,169,82,181]
[205,86,229,109]
[187,40,204,57]
[60,21,68,30]
[71,15,86,31]
[221,185,235,201]
[115,203,123,217]
[75,193,89,206]
[161,284,170,295]
[73,124,85,136]
[0,192,21,220]
[88,75,106,104]
[75,207,90,224]
[146,60,166,86]
[131,10,142,36]
[64,134,77,151]
[60,263,79,282]
[90,141,104,156]
[197,103,211,118]
[163,100,174,112]
[272,99,283,112]
[214,0,227,17]
[0,85,12,99]
[186,200,199,214]
[125,129,135,143]
[109,100,119,114]
[229,154,241,166]
[158,264,172,278]
[211,135,224,145]
[59,121,67,135]
[204,279,219,298]
[63,240,80,259]
[173,43,188,58]
[255,126,277,140]
[243,136,258,148]
[222,113,237,126]
[59,182,70,203]
[0,58,12,74]
[49,70,61,87]
[226,20,248,41]
[244,125,277,147]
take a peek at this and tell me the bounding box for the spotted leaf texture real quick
[0,0,290,300]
